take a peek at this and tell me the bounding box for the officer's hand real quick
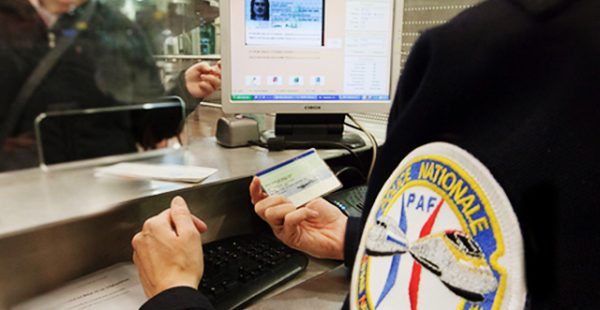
[250,177,347,260]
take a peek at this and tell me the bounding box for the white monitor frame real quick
[220,0,401,114]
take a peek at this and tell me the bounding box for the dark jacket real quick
[0,0,165,170]
[141,0,600,308]
[344,0,600,308]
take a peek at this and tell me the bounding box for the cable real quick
[344,122,360,131]
[346,114,378,181]
[294,140,366,175]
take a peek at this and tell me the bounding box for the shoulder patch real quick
[350,142,526,310]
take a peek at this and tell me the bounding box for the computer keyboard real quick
[324,184,368,217]
[199,234,309,310]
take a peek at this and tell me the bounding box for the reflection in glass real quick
[34,97,186,166]
[0,0,166,172]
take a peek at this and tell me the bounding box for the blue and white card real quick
[256,149,342,207]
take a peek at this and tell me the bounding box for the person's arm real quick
[132,196,214,309]
[170,62,221,113]
[94,6,165,104]
[140,287,213,310]
[183,62,221,99]
[342,216,363,268]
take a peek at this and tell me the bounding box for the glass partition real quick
[0,0,221,173]
[101,0,221,89]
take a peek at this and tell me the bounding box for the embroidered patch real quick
[350,143,526,310]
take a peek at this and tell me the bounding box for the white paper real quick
[13,263,147,310]
[95,162,217,183]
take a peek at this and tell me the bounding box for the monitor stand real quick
[260,114,365,150]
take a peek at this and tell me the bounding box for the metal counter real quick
[0,137,352,309]
[0,137,350,237]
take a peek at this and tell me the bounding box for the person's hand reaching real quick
[185,61,221,98]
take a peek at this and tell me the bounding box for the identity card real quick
[256,149,342,207]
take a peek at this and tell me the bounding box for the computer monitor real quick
[221,0,398,148]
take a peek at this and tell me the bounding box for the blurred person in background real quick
[0,0,220,172]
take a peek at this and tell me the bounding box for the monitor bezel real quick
[220,0,400,114]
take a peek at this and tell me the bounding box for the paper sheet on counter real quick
[13,263,146,310]
[95,162,217,183]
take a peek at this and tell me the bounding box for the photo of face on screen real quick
[250,0,270,21]
[245,0,325,47]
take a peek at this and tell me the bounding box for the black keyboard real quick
[324,184,368,217]
[199,234,309,310]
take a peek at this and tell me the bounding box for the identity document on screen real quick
[228,0,395,106]
[245,0,325,47]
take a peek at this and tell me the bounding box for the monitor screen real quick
[221,0,397,114]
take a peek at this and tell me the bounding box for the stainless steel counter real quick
[0,137,349,238]
[0,101,387,308]
[0,136,357,309]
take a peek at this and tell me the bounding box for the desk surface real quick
[0,104,386,237]
[0,138,355,237]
